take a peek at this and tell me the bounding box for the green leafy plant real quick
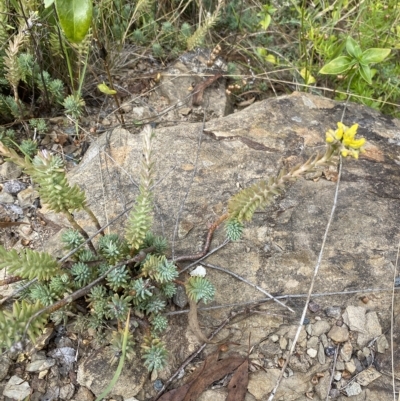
[0,125,216,374]
[319,36,391,85]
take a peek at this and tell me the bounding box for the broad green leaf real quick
[55,0,93,43]
[346,37,362,59]
[97,82,117,95]
[319,56,355,75]
[44,0,55,7]
[259,14,271,30]
[359,63,372,84]
[360,48,391,64]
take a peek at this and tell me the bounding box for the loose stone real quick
[3,180,27,194]
[307,348,317,358]
[308,300,320,313]
[328,325,349,343]
[325,306,341,319]
[325,346,336,357]
[345,382,362,397]
[340,341,353,362]
[154,379,164,392]
[317,342,326,365]
[376,334,389,353]
[270,334,279,342]
[312,320,331,336]
[345,360,357,374]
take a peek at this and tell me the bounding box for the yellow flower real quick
[342,124,365,150]
[335,122,345,140]
[325,129,336,143]
[326,122,366,158]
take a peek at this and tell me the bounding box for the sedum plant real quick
[0,125,215,373]
[225,122,366,239]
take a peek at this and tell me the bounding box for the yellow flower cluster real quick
[326,122,366,159]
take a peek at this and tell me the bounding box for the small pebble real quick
[325,346,336,357]
[154,379,163,392]
[3,180,27,195]
[307,348,317,358]
[345,360,357,374]
[345,382,361,396]
[303,317,310,325]
[270,334,279,342]
[308,300,320,313]
[360,295,369,304]
[329,388,341,398]
[334,372,342,381]
[325,306,342,319]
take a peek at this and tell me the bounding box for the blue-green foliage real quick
[106,265,129,291]
[62,229,85,250]
[151,314,168,335]
[130,278,153,303]
[71,262,92,287]
[142,338,168,372]
[20,139,38,157]
[160,282,176,298]
[225,218,244,241]
[106,294,132,320]
[49,274,70,297]
[98,234,128,264]
[30,283,57,306]
[155,257,178,283]
[144,296,166,315]
[185,277,215,304]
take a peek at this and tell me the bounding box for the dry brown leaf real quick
[158,349,219,401]
[0,221,29,228]
[158,382,193,401]
[183,356,245,401]
[226,358,249,401]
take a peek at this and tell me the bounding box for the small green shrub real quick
[0,125,216,372]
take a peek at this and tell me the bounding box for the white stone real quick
[307,348,317,358]
[270,334,279,342]
[334,372,342,381]
[190,265,207,277]
[4,376,31,400]
[345,382,362,396]
[26,358,56,372]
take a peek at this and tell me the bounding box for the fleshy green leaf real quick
[346,37,362,59]
[55,0,93,43]
[360,48,391,64]
[97,82,117,95]
[359,63,372,84]
[319,56,355,75]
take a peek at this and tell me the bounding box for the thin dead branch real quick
[200,261,294,313]
[267,158,343,401]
